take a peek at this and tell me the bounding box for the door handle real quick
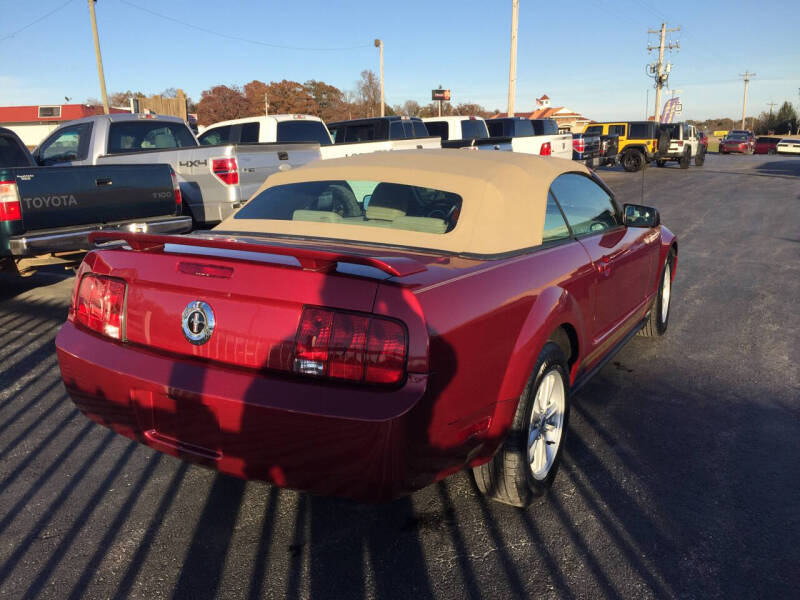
[95,177,113,186]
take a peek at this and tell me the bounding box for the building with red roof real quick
[489,94,592,133]
[0,103,129,147]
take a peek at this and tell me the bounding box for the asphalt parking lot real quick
[1,153,798,600]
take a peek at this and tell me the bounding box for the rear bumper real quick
[55,322,473,502]
[9,216,192,256]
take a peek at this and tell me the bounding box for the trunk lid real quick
[90,232,429,372]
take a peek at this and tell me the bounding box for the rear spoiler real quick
[88,232,427,278]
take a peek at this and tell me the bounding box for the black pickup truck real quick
[327,116,430,142]
[572,132,620,168]
[0,127,191,276]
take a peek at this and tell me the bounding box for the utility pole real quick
[88,0,109,114]
[739,71,755,130]
[647,22,679,124]
[374,39,384,117]
[265,93,269,116]
[507,0,519,117]
[438,83,443,118]
[766,101,777,115]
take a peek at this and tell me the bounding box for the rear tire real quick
[473,342,571,507]
[656,159,666,167]
[622,149,645,172]
[639,250,675,338]
[695,146,705,166]
[768,148,777,155]
[679,148,691,169]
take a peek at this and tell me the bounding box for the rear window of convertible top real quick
[233,180,463,235]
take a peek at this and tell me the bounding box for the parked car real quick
[776,138,800,154]
[572,131,601,163]
[327,116,428,142]
[754,136,781,155]
[200,115,440,160]
[55,150,677,507]
[697,131,709,148]
[719,132,755,154]
[198,114,333,146]
[35,114,322,226]
[572,132,619,167]
[321,116,441,158]
[655,122,705,168]
[0,127,189,277]
[583,121,657,172]
[422,115,490,143]
[484,117,573,160]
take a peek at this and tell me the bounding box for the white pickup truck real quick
[423,115,572,160]
[198,115,440,160]
[35,113,321,225]
[485,117,572,160]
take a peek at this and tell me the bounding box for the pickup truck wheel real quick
[639,250,675,338]
[473,342,570,507]
[622,150,645,172]
[679,148,691,169]
[656,159,666,167]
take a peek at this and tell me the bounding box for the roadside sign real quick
[432,89,451,101]
[660,97,681,123]
[713,130,728,137]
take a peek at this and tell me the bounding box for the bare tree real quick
[356,70,381,117]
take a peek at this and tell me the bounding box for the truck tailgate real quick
[550,134,573,160]
[11,164,175,232]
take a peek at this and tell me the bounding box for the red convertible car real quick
[56,151,677,507]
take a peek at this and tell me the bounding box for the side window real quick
[609,124,626,137]
[543,192,571,243]
[240,122,259,143]
[424,121,448,140]
[550,173,620,237]
[0,134,33,167]
[389,121,404,139]
[411,120,429,137]
[584,125,602,136]
[198,125,232,145]
[39,123,92,164]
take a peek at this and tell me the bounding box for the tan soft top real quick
[217,150,589,255]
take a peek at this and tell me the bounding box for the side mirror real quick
[623,203,660,228]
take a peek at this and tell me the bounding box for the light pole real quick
[88,0,109,114]
[374,39,384,117]
[507,0,519,117]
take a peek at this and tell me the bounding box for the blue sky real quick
[1,0,798,121]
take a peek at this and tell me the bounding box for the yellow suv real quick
[583,121,657,172]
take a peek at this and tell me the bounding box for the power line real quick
[119,0,373,52]
[0,0,75,43]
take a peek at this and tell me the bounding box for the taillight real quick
[540,142,552,156]
[677,140,684,147]
[171,170,182,212]
[572,138,585,152]
[73,274,126,340]
[293,307,407,385]
[212,158,238,185]
[0,180,22,222]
